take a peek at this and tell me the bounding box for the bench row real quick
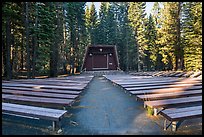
[129,71,202,78]
[2,75,94,132]
[104,74,202,132]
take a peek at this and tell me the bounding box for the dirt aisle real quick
[63,76,163,135]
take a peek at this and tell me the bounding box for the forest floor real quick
[2,76,202,135]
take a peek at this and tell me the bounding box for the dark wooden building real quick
[81,45,119,71]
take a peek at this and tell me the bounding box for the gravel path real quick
[62,76,164,135]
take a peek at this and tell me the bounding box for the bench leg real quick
[52,121,56,131]
[172,120,184,132]
[154,108,164,116]
[172,121,177,132]
[144,103,147,108]
[164,119,172,130]
[164,119,167,130]
[153,108,157,116]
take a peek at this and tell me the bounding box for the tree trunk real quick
[2,34,7,77]
[32,3,38,78]
[137,44,140,72]
[62,4,67,74]
[6,17,12,80]
[175,2,182,71]
[25,2,31,78]
[21,31,24,70]
[126,27,129,71]
[50,2,59,77]
[12,34,18,78]
[32,35,36,78]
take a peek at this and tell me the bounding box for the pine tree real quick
[2,2,12,79]
[157,2,182,70]
[50,2,60,77]
[96,2,109,44]
[110,2,135,71]
[151,2,165,70]
[85,5,91,45]
[5,7,12,80]
[106,3,117,45]
[65,2,86,74]
[144,14,157,71]
[25,2,32,78]
[128,2,147,71]
[182,2,202,71]
[89,3,98,45]
[2,2,32,79]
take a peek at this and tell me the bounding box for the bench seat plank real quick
[10,79,90,84]
[144,96,202,108]
[117,78,201,85]
[2,83,85,91]
[2,103,67,121]
[3,80,86,86]
[121,80,201,88]
[161,106,202,114]
[130,85,202,95]
[3,89,78,99]
[137,90,202,100]
[2,94,74,106]
[125,83,201,91]
[162,110,202,121]
[3,103,67,114]
[2,86,81,95]
[112,78,180,84]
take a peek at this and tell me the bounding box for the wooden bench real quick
[117,78,183,85]
[130,85,202,95]
[3,80,86,86]
[2,94,74,106]
[2,103,67,131]
[2,86,81,95]
[121,80,202,88]
[182,71,194,77]
[174,72,187,77]
[2,83,85,91]
[144,96,202,116]
[3,89,78,99]
[113,77,180,84]
[160,106,202,131]
[125,83,201,91]
[136,90,202,101]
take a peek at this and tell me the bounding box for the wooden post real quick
[172,121,177,132]
[164,119,172,130]
[52,121,57,131]
[154,108,158,116]
[164,119,167,130]
[144,103,147,108]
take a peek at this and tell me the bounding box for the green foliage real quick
[128,2,147,71]
[96,2,109,44]
[157,2,182,70]
[65,2,86,73]
[35,2,56,74]
[144,14,157,70]
[182,2,202,71]
[2,2,202,79]
[85,3,98,45]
